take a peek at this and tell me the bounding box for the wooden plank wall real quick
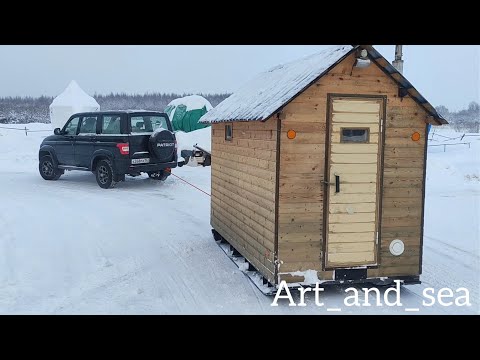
[277,52,428,283]
[211,120,277,283]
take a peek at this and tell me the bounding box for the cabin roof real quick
[199,45,447,125]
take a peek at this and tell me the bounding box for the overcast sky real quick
[0,45,477,111]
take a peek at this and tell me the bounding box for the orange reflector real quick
[411,132,421,141]
[287,129,296,139]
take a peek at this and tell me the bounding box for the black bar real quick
[335,175,340,193]
[335,268,367,281]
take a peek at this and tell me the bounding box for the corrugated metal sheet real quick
[199,45,353,123]
[200,45,447,125]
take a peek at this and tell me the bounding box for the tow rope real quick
[165,170,211,197]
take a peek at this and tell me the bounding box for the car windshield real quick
[130,115,169,133]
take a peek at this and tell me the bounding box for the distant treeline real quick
[435,102,479,133]
[0,92,230,124]
[0,94,478,133]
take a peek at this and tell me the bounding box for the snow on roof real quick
[199,45,354,123]
[50,80,100,109]
[167,95,213,111]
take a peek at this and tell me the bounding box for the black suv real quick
[38,111,177,188]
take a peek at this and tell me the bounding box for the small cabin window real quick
[341,128,369,143]
[225,124,233,141]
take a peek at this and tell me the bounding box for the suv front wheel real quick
[39,155,63,181]
[95,159,117,189]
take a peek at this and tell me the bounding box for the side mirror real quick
[54,128,62,135]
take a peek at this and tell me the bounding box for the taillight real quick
[116,143,129,155]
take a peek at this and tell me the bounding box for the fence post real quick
[24,126,27,136]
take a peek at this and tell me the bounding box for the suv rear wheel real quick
[95,159,117,189]
[39,155,63,181]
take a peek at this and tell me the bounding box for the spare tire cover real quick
[149,130,176,162]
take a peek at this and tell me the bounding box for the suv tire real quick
[148,129,176,162]
[39,155,63,181]
[96,159,117,189]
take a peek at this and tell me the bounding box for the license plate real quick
[132,158,150,165]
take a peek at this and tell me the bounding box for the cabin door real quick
[325,96,384,268]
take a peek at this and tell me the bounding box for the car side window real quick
[102,115,122,134]
[63,117,80,135]
[131,116,147,133]
[79,116,98,135]
[130,115,169,133]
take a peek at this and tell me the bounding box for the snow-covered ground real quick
[0,124,478,314]
[175,127,211,156]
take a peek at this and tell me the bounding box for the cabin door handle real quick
[324,175,340,193]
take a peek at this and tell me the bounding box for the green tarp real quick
[165,104,211,133]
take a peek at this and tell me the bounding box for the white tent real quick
[49,80,100,130]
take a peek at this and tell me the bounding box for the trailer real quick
[199,45,447,292]
[178,144,211,168]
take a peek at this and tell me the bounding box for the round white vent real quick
[389,239,405,256]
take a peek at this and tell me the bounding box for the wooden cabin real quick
[199,45,447,288]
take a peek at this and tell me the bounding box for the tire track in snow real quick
[424,243,478,273]
[0,214,19,311]
[51,260,156,314]
[424,235,479,261]
[0,215,16,286]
